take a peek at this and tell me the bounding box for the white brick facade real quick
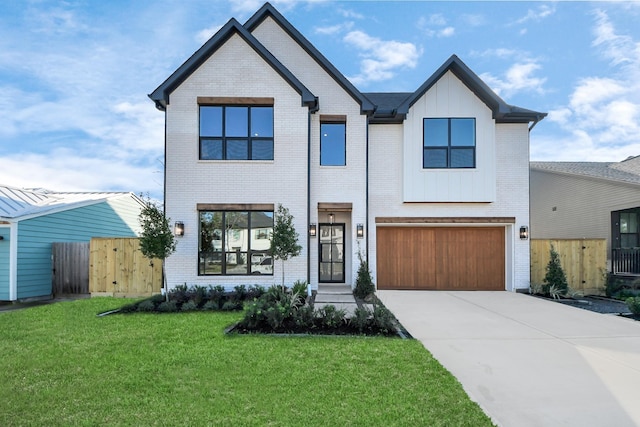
[151,3,543,292]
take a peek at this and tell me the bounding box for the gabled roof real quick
[0,185,142,221]
[530,161,640,186]
[395,55,546,124]
[149,18,317,111]
[244,3,375,114]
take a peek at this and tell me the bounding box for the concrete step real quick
[317,284,352,295]
[315,293,356,304]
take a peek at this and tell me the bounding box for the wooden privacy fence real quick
[89,237,162,297]
[530,239,606,295]
[52,242,90,295]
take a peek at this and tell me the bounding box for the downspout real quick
[365,115,370,261]
[528,114,543,132]
[162,108,168,297]
[9,222,18,301]
[306,109,312,287]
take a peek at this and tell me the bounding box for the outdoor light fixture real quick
[519,225,529,240]
[309,223,317,237]
[356,224,364,238]
[328,213,335,224]
[174,221,185,237]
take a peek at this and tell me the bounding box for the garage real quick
[376,226,505,290]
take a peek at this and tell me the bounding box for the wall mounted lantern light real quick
[519,225,529,240]
[356,224,364,238]
[328,213,335,224]
[309,223,317,237]
[174,221,185,237]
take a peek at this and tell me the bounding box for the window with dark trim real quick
[423,118,476,169]
[198,210,274,275]
[320,121,346,166]
[199,105,274,160]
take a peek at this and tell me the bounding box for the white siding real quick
[164,34,309,290]
[403,71,496,202]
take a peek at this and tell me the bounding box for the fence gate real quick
[52,242,90,295]
[530,239,606,295]
[89,237,162,297]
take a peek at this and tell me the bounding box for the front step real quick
[317,284,352,295]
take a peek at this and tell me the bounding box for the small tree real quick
[270,204,302,287]
[353,245,375,300]
[543,245,568,297]
[138,197,177,299]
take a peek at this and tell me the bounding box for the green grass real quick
[0,298,492,426]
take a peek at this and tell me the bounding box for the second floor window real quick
[320,122,346,166]
[199,105,274,160]
[423,118,475,169]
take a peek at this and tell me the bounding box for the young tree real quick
[138,197,177,298]
[270,204,302,287]
[544,244,568,297]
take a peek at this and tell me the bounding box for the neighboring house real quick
[531,157,640,275]
[0,186,144,301]
[149,3,545,292]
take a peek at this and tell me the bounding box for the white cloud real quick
[196,24,224,44]
[338,8,364,20]
[513,4,556,25]
[343,30,421,85]
[462,14,486,27]
[417,14,455,38]
[481,61,547,97]
[314,21,354,36]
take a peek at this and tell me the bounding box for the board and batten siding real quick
[530,169,640,256]
[16,197,141,299]
[0,227,10,300]
[403,71,496,202]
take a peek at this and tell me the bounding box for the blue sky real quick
[1,1,639,199]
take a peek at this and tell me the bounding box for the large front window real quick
[320,122,346,166]
[200,105,274,160]
[199,210,274,275]
[423,118,475,168]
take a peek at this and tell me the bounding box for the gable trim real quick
[197,97,274,105]
[149,18,317,112]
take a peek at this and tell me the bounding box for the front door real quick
[319,224,345,283]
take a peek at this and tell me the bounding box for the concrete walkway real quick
[314,284,359,316]
[377,291,640,427]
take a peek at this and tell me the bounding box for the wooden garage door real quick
[377,227,505,290]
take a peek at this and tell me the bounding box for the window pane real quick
[200,138,222,160]
[451,148,475,168]
[629,213,638,233]
[251,139,273,160]
[225,252,248,274]
[621,213,629,233]
[200,106,222,137]
[251,211,273,252]
[199,211,223,275]
[424,148,447,168]
[451,119,475,146]
[320,123,346,166]
[226,139,248,160]
[424,118,448,147]
[225,107,248,137]
[621,234,638,248]
[332,264,344,281]
[251,107,273,137]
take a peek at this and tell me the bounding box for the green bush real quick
[202,300,218,311]
[292,304,315,329]
[137,299,156,312]
[232,285,247,302]
[372,304,396,334]
[317,305,346,329]
[157,301,178,313]
[221,300,243,311]
[291,280,308,299]
[247,285,265,300]
[353,249,375,299]
[208,285,227,309]
[350,306,372,333]
[181,300,198,312]
[543,245,568,297]
[626,296,640,315]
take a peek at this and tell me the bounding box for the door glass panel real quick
[332,264,344,281]
[318,224,345,283]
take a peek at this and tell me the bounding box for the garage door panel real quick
[377,226,504,291]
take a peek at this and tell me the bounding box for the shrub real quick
[626,296,640,315]
[247,285,265,300]
[202,300,218,311]
[291,280,308,299]
[293,304,315,329]
[208,285,227,309]
[222,300,243,311]
[372,304,396,334]
[191,285,208,307]
[353,249,375,300]
[350,306,372,333]
[543,245,568,297]
[157,301,178,313]
[137,299,156,312]
[317,305,346,329]
[181,300,198,312]
[232,285,247,302]
[169,284,189,304]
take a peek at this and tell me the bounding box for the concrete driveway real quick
[377,291,640,427]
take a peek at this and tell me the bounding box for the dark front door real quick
[319,224,345,283]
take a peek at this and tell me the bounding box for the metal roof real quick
[0,185,137,220]
[530,160,640,186]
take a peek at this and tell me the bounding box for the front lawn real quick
[0,298,492,426]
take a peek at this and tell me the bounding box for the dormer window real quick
[423,118,475,169]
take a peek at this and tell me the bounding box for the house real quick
[0,186,144,301]
[149,3,546,293]
[531,157,640,276]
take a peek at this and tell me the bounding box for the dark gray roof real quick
[149,18,317,111]
[363,92,412,123]
[244,3,375,114]
[530,161,640,186]
[398,55,546,124]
